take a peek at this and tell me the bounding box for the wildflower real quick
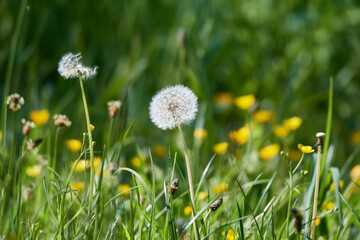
[53,114,71,127]
[0,130,2,141]
[259,144,280,161]
[230,126,249,145]
[213,142,228,154]
[329,180,344,191]
[94,157,102,169]
[66,139,82,152]
[131,156,142,167]
[184,206,192,216]
[350,131,360,144]
[213,183,228,194]
[149,85,198,130]
[324,202,334,210]
[107,100,121,118]
[350,164,360,180]
[118,184,131,195]
[315,218,321,226]
[153,144,167,157]
[284,117,302,131]
[226,230,236,240]
[26,165,42,177]
[22,186,34,200]
[26,138,43,150]
[198,191,208,200]
[213,92,233,107]
[71,160,90,172]
[30,110,50,126]
[273,125,290,137]
[22,119,35,135]
[107,162,118,175]
[7,93,25,111]
[169,178,180,196]
[234,94,255,110]
[58,52,98,80]
[194,128,208,139]
[297,144,315,154]
[253,110,274,123]
[90,124,95,131]
[71,182,85,191]
[210,197,223,211]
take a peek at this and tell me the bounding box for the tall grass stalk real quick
[78,76,95,214]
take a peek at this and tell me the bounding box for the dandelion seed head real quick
[58,52,98,80]
[53,114,72,127]
[149,85,198,130]
[7,93,25,111]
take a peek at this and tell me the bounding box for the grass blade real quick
[330,167,343,223]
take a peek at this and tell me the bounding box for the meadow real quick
[1,0,360,239]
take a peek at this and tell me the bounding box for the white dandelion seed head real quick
[149,85,198,130]
[58,52,98,80]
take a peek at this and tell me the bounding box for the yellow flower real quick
[227,230,236,240]
[30,109,50,126]
[94,157,102,169]
[198,191,208,200]
[324,202,334,210]
[329,180,344,191]
[153,144,167,157]
[213,142,228,154]
[315,218,321,226]
[230,126,249,145]
[350,131,360,144]
[350,164,360,180]
[118,184,131,195]
[297,144,315,154]
[194,128,208,139]
[90,124,95,131]
[0,130,2,141]
[184,206,192,216]
[213,92,233,106]
[259,144,280,161]
[71,160,90,172]
[253,110,274,123]
[284,117,302,131]
[273,125,290,137]
[71,182,85,191]
[66,139,82,152]
[234,94,255,110]
[131,156,142,167]
[26,165,42,177]
[213,183,229,194]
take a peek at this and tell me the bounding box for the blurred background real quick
[1,0,360,172]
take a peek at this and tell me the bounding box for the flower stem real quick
[78,76,95,214]
[285,165,293,239]
[52,127,60,171]
[310,142,322,240]
[177,125,199,240]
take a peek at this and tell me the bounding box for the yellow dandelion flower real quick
[131,156,142,167]
[297,144,315,154]
[71,182,85,191]
[350,131,360,144]
[198,191,208,200]
[71,160,90,172]
[153,144,167,157]
[66,139,82,152]
[324,202,334,210]
[26,165,42,177]
[273,125,290,137]
[0,130,2,141]
[29,109,50,126]
[227,230,236,240]
[284,117,302,131]
[213,92,233,106]
[213,142,228,154]
[231,126,249,145]
[315,218,321,226]
[184,206,192,216]
[194,128,208,139]
[350,164,360,180]
[234,94,255,110]
[213,183,229,194]
[253,110,274,123]
[329,180,344,191]
[90,124,95,131]
[118,184,131,195]
[259,144,280,161]
[288,150,302,161]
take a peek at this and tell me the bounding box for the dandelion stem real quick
[310,136,323,240]
[78,76,95,214]
[177,125,199,240]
